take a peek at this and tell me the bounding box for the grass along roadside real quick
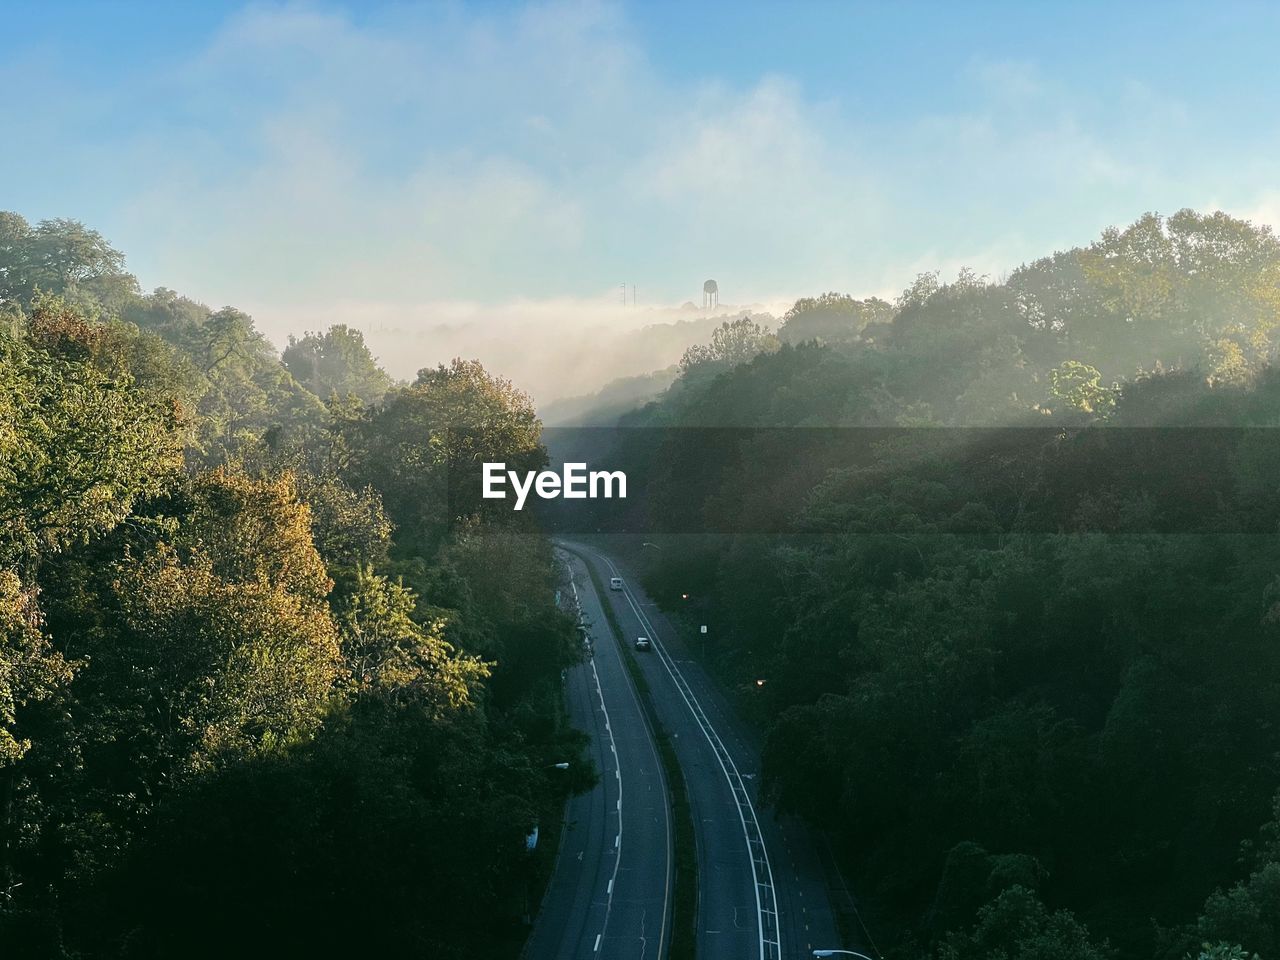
[561,544,697,960]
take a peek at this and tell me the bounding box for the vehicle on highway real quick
[610,576,624,590]
[634,637,650,651]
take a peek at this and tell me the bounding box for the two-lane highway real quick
[523,552,673,960]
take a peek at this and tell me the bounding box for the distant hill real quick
[540,365,679,426]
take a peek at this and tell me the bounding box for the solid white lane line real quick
[599,551,783,960]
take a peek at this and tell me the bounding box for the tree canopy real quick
[0,213,586,958]
[604,209,1280,960]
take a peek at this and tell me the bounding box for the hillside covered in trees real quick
[8,205,1280,960]
[610,210,1280,960]
[0,213,588,957]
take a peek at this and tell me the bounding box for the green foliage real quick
[0,571,72,767]
[0,295,182,788]
[0,213,138,314]
[338,565,489,710]
[1160,791,1280,960]
[293,471,393,569]
[1049,360,1116,415]
[937,886,1111,960]
[1192,945,1260,960]
[283,324,395,405]
[678,315,780,376]
[610,211,1280,959]
[349,358,545,542]
[0,296,185,563]
[104,701,546,959]
[778,292,893,345]
[108,539,341,764]
[122,289,326,464]
[0,214,585,958]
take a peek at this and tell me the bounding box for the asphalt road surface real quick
[568,542,844,960]
[523,550,673,960]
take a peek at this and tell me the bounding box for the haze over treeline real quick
[5,203,1280,960]
[352,298,775,410]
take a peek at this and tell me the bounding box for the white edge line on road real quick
[575,574,625,953]
[599,551,782,960]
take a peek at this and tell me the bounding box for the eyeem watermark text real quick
[482,462,627,511]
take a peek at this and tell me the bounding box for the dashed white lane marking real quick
[579,572,624,953]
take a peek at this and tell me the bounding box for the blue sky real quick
[7,0,1280,346]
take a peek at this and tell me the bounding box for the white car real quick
[634,637,650,651]
[609,577,623,591]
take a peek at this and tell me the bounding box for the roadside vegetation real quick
[0,213,588,958]
[612,210,1280,960]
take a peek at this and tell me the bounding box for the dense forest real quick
[615,210,1280,960]
[0,213,589,957]
[8,206,1280,960]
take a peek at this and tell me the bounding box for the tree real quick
[778,292,892,345]
[0,571,72,768]
[1191,946,1260,960]
[293,472,393,570]
[0,213,138,313]
[0,295,184,563]
[609,210,1280,960]
[679,316,780,375]
[173,468,334,603]
[1075,210,1280,378]
[123,293,327,464]
[1178,790,1280,960]
[338,565,488,711]
[1048,360,1116,415]
[937,886,1111,960]
[351,358,545,539]
[108,542,341,765]
[0,214,590,960]
[283,324,394,405]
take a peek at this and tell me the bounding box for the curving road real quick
[574,542,844,960]
[530,542,845,960]
[523,551,673,960]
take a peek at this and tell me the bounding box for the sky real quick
[7,0,1280,371]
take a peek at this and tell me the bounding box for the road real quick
[523,551,673,960]
[569,541,844,960]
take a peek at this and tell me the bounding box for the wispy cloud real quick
[7,1,1274,401]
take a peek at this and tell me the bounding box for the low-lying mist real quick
[252,295,783,413]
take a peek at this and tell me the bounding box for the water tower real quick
[702,279,719,310]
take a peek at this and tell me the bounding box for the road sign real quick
[700,625,708,634]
